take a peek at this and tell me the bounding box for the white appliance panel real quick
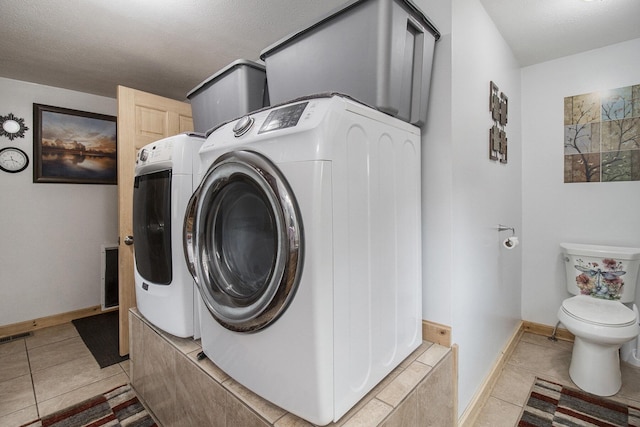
[134,133,203,338]
[193,96,421,425]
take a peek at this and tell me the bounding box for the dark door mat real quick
[72,311,129,368]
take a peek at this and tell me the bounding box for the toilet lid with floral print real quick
[562,295,637,327]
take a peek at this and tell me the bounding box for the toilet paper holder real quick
[496,224,515,235]
[497,224,519,249]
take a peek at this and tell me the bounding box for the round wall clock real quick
[0,113,29,141]
[0,147,29,173]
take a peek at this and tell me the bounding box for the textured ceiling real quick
[479,0,640,66]
[0,0,347,100]
[0,0,639,101]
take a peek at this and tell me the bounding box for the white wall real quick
[521,38,640,326]
[450,0,523,415]
[416,0,453,328]
[418,0,524,416]
[0,77,117,325]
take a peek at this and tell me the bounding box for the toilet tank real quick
[561,243,640,303]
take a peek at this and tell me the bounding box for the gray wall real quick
[0,77,117,325]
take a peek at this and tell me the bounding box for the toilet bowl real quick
[558,295,639,396]
[559,243,640,396]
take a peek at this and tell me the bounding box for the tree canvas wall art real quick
[564,84,640,183]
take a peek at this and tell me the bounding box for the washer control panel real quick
[135,138,173,175]
[233,116,254,137]
[258,102,309,134]
[136,139,173,167]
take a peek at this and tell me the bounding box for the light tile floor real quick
[0,323,130,427]
[4,324,640,427]
[473,332,640,426]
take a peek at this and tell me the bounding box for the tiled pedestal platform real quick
[130,308,454,426]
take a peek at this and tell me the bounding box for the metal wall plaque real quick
[489,81,508,163]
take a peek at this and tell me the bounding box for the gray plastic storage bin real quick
[187,59,269,133]
[260,0,439,127]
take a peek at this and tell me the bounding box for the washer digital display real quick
[258,102,308,134]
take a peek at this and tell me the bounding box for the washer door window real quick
[185,150,303,332]
[133,170,172,285]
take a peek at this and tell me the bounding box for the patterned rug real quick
[518,378,640,426]
[20,384,156,427]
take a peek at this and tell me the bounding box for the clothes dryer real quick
[184,95,422,425]
[133,132,204,338]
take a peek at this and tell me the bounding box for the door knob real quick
[124,235,134,245]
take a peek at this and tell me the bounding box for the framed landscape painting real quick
[33,104,117,184]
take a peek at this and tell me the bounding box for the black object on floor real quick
[72,311,129,368]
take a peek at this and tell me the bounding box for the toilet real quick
[558,243,640,396]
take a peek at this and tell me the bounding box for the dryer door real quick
[184,150,304,332]
[133,169,172,285]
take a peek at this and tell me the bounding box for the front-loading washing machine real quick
[184,94,422,425]
[133,132,204,338]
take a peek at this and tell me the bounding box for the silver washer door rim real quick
[187,150,304,332]
[183,189,199,284]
